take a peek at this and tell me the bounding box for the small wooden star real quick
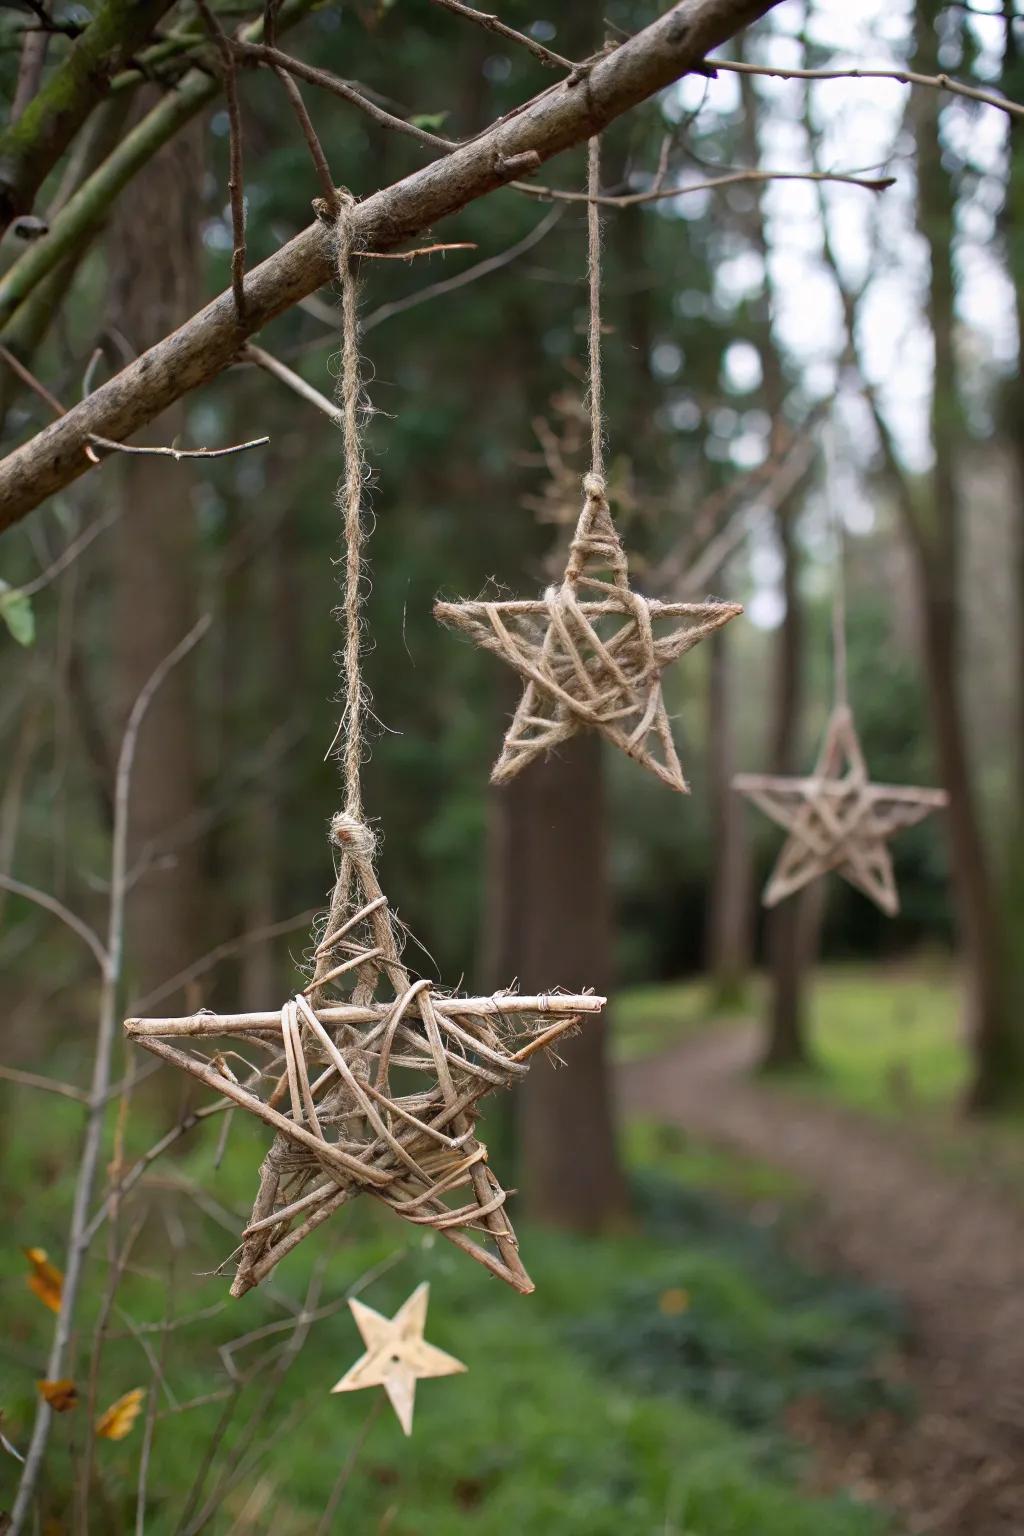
[435,475,741,793]
[734,704,948,916]
[332,1282,466,1435]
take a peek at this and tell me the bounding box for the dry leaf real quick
[658,1287,690,1317]
[23,1248,63,1314]
[37,1380,78,1413]
[95,1388,145,1441]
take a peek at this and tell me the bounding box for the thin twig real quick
[363,205,563,332]
[360,241,476,260]
[707,55,1024,123]
[0,342,65,416]
[132,905,322,1014]
[0,1064,88,1103]
[232,40,457,151]
[241,345,342,423]
[0,873,108,971]
[516,164,895,207]
[16,508,119,600]
[271,65,338,209]
[427,0,575,70]
[315,1398,384,1534]
[84,433,268,463]
[197,0,248,320]
[10,617,211,1536]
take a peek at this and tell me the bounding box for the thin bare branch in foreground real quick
[197,0,248,320]
[84,433,269,463]
[10,616,211,1535]
[427,0,575,71]
[0,342,65,416]
[516,165,896,207]
[707,55,1024,123]
[242,345,342,423]
[233,40,458,151]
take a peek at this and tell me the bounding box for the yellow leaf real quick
[37,1379,78,1413]
[23,1248,63,1314]
[95,1387,145,1441]
[658,1287,690,1317]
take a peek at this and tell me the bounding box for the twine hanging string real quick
[567,135,628,590]
[307,197,405,1007]
[823,422,848,712]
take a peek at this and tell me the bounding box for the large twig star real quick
[436,475,742,792]
[734,704,948,915]
[332,1282,466,1435]
[124,820,603,1298]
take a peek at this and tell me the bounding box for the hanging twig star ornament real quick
[734,428,946,916]
[436,477,742,791]
[734,703,948,915]
[333,1282,466,1435]
[434,137,742,794]
[123,199,604,1299]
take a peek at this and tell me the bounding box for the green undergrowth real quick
[1,1072,901,1535]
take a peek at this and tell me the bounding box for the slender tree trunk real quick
[734,45,814,1068]
[109,97,203,1002]
[705,604,752,1007]
[910,3,1024,1109]
[508,732,630,1232]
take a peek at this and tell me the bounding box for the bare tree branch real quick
[708,56,1024,123]
[232,40,458,151]
[197,0,248,321]
[241,345,342,423]
[0,0,178,236]
[426,0,576,72]
[10,616,211,1536]
[84,433,269,462]
[0,0,784,526]
[0,871,108,970]
[516,164,896,206]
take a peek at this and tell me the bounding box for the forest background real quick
[1,0,1022,1532]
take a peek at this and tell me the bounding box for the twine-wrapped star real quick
[435,475,742,793]
[734,704,948,915]
[124,816,604,1298]
[332,1281,466,1435]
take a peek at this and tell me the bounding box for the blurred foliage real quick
[1,1069,895,1534]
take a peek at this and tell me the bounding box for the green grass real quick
[615,961,965,1115]
[1,1073,899,1536]
[617,961,1024,1197]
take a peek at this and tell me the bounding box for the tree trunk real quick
[504,732,630,1232]
[705,608,752,1008]
[734,48,814,1069]
[109,97,203,1003]
[911,3,1024,1110]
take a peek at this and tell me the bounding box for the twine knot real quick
[583,472,606,501]
[330,812,375,858]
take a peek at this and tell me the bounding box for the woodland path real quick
[620,1026,1024,1536]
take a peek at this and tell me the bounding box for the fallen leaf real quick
[658,1287,690,1317]
[95,1387,145,1441]
[23,1248,63,1313]
[37,1380,78,1412]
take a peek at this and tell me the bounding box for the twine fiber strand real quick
[586,136,604,484]
[336,199,367,823]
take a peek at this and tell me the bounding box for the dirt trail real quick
[620,1026,1024,1536]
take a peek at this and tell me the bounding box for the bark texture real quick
[109,100,204,1002]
